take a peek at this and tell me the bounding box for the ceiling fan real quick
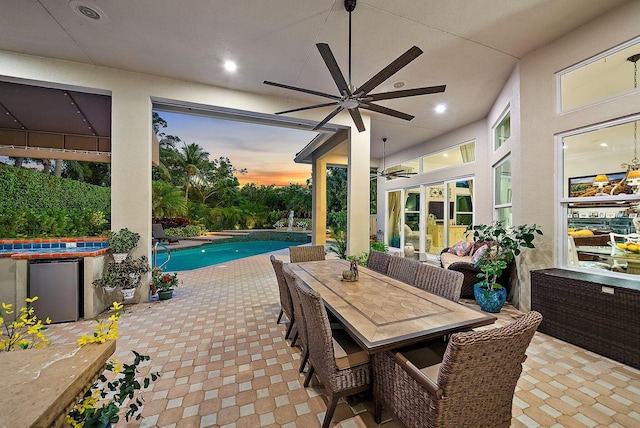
[371,137,417,180]
[263,0,446,132]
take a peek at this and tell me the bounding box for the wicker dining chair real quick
[289,245,326,263]
[283,269,310,372]
[387,256,420,285]
[413,263,464,302]
[269,255,295,339]
[372,311,543,428]
[296,279,371,428]
[366,250,391,274]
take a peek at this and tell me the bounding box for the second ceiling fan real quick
[264,0,446,132]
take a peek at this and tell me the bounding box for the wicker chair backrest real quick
[289,245,326,263]
[413,264,464,302]
[434,311,543,427]
[366,250,391,274]
[295,277,336,386]
[283,270,307,348]
[270,255,293,320]
[387,256,420,285]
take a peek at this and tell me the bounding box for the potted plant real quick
[107,228,140,262]
[470,221,543,312]
[151,267,179,300]
[93,255,150,300]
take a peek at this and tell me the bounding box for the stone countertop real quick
[0,341,115,428]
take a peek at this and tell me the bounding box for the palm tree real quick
[177,142,210,203]
[152,181,187,218]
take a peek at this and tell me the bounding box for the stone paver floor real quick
[46,249,640,427]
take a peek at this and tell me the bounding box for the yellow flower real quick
[77,335,89,346]
[45,317,51,324]
[25,296,38,303]
[111,301,123,311]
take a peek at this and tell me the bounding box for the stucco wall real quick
[516,0,640,310]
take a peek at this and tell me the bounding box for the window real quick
[558,37,640,112]
[560,115,640,278]
[493,109,510,150]
[422,141,475,173]
[494,157,512,226]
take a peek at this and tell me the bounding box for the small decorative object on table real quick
[342,258,359,282]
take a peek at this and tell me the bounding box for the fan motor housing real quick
[345,0,357,12]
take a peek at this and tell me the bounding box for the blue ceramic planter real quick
[473,283,507,313]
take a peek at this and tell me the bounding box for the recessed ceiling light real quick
[435,104,446,114]
[69,1,108,23]
[443,153,448,157]
[393,81,405,89]
[224,61,237,72]
[600,142,608,147]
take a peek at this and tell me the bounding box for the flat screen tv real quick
[428,201,454,220]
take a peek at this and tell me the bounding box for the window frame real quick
[493,155,512,225]
[492,107,511,150]
[556,35,640,114]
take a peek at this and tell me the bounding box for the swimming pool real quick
[155,240,296,271]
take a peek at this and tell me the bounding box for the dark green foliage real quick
[0,163,110,238]
[0,163,110,212]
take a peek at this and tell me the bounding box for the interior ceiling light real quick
[435,104,446,114]
[393,81,406,89]
[224,61,237,72]
[69,1,108,23]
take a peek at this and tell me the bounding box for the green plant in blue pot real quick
[471,222,543,313]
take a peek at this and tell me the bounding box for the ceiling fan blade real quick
[360,103,414,121]
[368,85,446,101]
[347,108,365,132]
[316,43,351,96]
[264,80,341,101]
[355,46,423,96]
[275,102,339,115]
[312,106,344,130]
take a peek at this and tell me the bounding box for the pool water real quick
[155,240,295,271]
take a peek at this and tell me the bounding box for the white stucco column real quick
[347,124,371,256]
[311,157,327,246]
[110,89,152,264]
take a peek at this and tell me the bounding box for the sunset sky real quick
[155,111,317,187]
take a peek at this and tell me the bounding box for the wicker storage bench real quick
[531,268,640,369]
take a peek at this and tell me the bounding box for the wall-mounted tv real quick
[428,201,454,220]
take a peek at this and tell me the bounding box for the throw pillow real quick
[470,244,489,264]
[448,240,473,256]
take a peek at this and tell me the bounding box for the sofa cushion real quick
[440,252,472,269]
[470,244,489,264]
[447,240,473,256]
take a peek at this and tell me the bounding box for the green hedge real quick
[0,164,111,238]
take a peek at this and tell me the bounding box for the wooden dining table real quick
[285,259,496,353]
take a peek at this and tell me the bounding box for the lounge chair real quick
[152,223,180,244]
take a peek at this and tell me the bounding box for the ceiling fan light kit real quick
[264,0,445,132]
